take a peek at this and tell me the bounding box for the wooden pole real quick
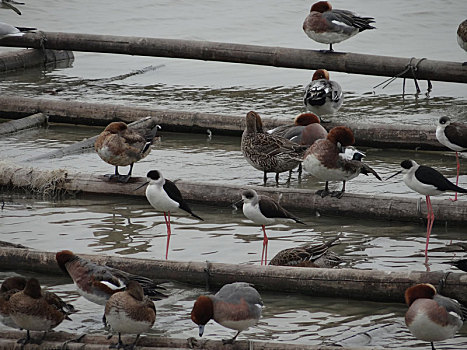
[0,32,466,83]
[0,248,464,304]
[0,113,47,135]
[0,330,390,350]
[0,162,466,223]
[0,96,445,150]
[0,48,74,72]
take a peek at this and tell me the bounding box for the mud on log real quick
[0,96,445,150]
[0,32,466,83]
[0,48,74,72]
[0,247,465,305]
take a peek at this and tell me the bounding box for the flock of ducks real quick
[1,1,467,349]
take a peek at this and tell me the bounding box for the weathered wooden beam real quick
[0,96,445,150]
[0,330,388,350]
[0,48,74,72]
[0,248,465,304]
[0,32,465,83]
[0,162,466,224]
[0,113,48,135]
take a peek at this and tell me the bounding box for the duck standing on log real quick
[303,1,375,52]
[304,69,343,119]
[95,121,160,183]
[458,19,467,65]
[303,126,381,198]
[241,111,308,184]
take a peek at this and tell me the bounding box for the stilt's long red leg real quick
[164,212,171,260]
[261,225,268,265]
[424,196,435,257]
[450,151,460,202]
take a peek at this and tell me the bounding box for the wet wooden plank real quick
[0,113,47,135]
[0,49,74,72]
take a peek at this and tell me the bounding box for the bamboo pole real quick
[0,113,47,135]
[0,248,465,304]
[0,162,466,223]
[0,330,388,350]
[0,49,74,72]
[0,96,444,150]
[0,32,465,83]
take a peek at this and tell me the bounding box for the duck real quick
[191,282,263,344]
[105,280,156,349]
[304,69,343,117]
[303,1,375,52]
[241,189,305,265]
[458,19,467,65]
[95,121,160,183]
[269,237,342,268]
[241,111,308,184]
[135,170,203,260]
[405,283,466,350]
[303,126,381,198]
[8,278,71,345]
[56,250,166,305]
[435,116,467,201]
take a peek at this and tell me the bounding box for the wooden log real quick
[0,96,445,150]
[0,113,47,135]
[0,330,386,350]
[0,48,74,72]
[0,247,465,305]
[0,32,466,83]
[0,162,466,223]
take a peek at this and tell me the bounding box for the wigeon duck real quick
[241,189,305,265]
[304,69,343,118]
[303,1,375,52]
[269,237,342,268]
[0,0,23,15]
[8,278,70,345]
[241,111,308,184]
[105,280,156,349]
[267,112,327,146]
[0,276,75,329]
[436,116,467,201]
[56,250,166,305]
[405,283,466,350]
[444,259,467,273]
[303,126,381,198]
[191,282,263,344]
[387,160,467,258]
[95,121,160,183]
[135,170,203,260]
[458,19,467,64]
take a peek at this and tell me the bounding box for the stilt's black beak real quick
[231,198,244,210]
[386,170,402,181]
[134,181,149,191]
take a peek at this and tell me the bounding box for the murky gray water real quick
[1,0,467,348]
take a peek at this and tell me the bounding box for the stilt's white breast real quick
[146,183,180,212]
[242,202,275,225]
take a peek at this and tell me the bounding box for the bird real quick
[8,278,71,345]
[458,19,467,65]
[105,281,156,350]
[56,250,166,306]
[0,0,24,15]
[240,189,305,265]
[268,237,342,268]
[135,170,203,260]
[0,22,34,39]
[0,276,75,329]
[386,160,467,258]
[267,112,327,146]
[444,259,467,272]
[241,111,308,184]
[303,1,375,52]
[436,116,467,201]
[404,283,467,350]
[191,282,263,344]
[94,121,160,183]
[303,126,381,198]
[303,69,343,118]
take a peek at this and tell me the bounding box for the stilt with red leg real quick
[424,196,435,258]
[261,225,269,265]
[164,212,172,260]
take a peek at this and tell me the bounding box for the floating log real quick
[0,162,466,223]
[0,96,445,150]
[0,32,466,83]
[0,330,384,350]
[0,247,465,305]
[0,48,74,72]
[0,113,48,135]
